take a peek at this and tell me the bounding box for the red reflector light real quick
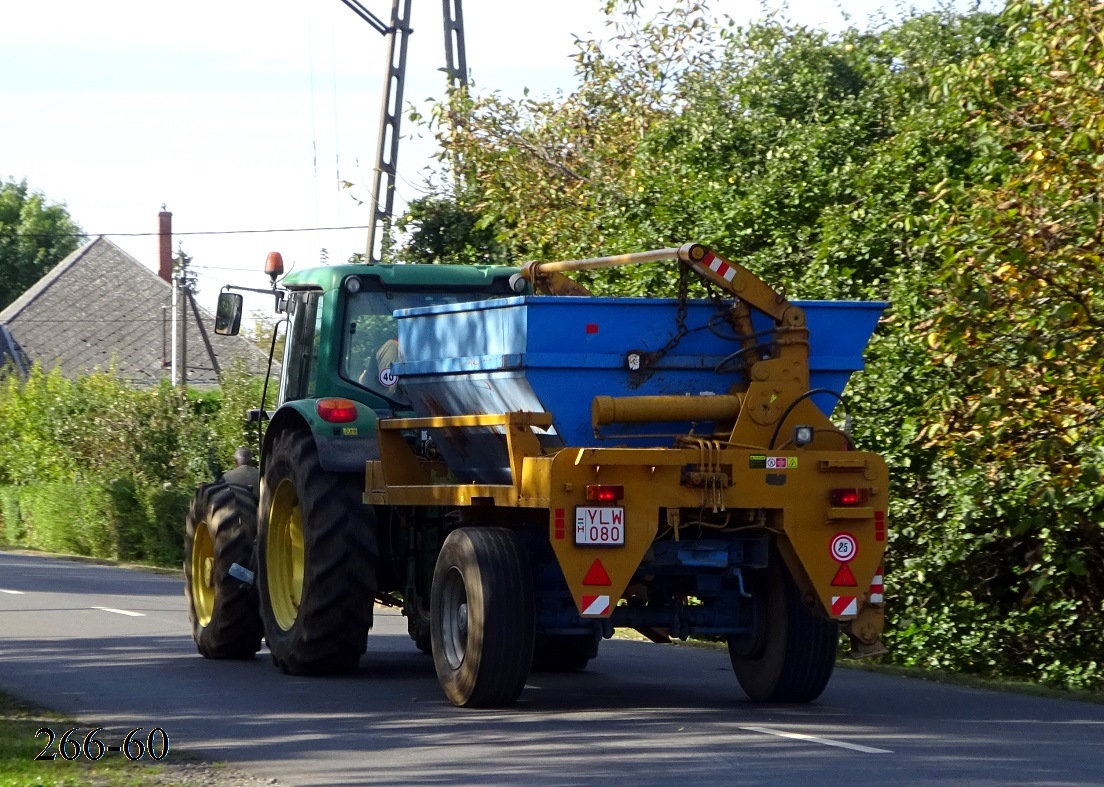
[586,484,624,503]
[830,488,868,506]
[317,398,358,423]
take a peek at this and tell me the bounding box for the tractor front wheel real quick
[257,429,377,675]
[430,527,534,707]
[184,482,262,659]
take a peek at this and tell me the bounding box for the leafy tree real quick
[247,310,286,365]
[396,194,506,265]
[0,179,84,310]
[410,2,1002,295]
[401,0,1104,690]
[881,0,1104,688]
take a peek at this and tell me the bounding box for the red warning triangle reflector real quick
[831,562,858,587]
[582,559,612,586]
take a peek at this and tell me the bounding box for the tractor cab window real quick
[341,277,513,405]
[280,290,324,404]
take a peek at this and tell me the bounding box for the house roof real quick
[0,236,271,386]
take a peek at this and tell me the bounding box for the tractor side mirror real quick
[215,292,244,335]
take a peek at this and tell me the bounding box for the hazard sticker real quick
[750,455,797,469]
[831,595,859,617]
[870,568,884,604]
[581,595,610,617]
[830,532,858,563]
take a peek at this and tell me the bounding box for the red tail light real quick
[586,484,624,503]
[317,398,358,423]
[830,488,868,506]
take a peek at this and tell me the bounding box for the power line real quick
[1,225,371,239]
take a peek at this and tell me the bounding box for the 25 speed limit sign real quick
[830,533,858,563]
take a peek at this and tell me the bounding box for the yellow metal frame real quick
[365,408,888,630]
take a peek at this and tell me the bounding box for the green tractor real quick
[184,252,520,676]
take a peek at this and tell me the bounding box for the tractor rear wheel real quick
[257,429,377,675]
[728,554,838,702]
[184,482,263,659]
[431,527,534,707]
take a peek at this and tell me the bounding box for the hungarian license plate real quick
[574,507,625,546]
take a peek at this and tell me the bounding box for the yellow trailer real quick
[366,244,888,706]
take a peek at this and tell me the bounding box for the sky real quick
[1,0,982,319]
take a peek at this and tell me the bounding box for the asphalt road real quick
[2,550,1103,786]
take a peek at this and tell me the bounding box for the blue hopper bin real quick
[392,296,886,483]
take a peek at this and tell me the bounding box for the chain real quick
[648,262,691,367]
[626,260,744,379]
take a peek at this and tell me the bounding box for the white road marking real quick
[0,589,26,594]
[90,606,145,617]
[740,726,892,754]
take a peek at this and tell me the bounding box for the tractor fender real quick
[261,400,380,475]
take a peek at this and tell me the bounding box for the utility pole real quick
[172,247,195,389]
[170,273,179,386]
[441,0,467,92]
[338,0,467,264]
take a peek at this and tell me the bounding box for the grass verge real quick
[0,691,168,787]
[0,691,273,787]
[839,659,1104,705]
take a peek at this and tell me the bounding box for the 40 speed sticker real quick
[830,532,858,563]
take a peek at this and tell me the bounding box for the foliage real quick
[401,0,1104,689]
[0,363,265,566]
[396,195,507,265]
[879,0,1104,689]
[0,178,83,311]
[207,359,271,470]
[246,310,286,367]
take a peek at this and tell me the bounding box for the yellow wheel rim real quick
[267,478,304,631]
[191,520,215,627]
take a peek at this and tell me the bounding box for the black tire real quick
[728,554,838,702]
[184,482,263,659]
[531,632,600,672]
[430,527,535,707]
[257,429,377,675]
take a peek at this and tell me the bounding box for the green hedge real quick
[0,361,267,567]
[0,479,193,565]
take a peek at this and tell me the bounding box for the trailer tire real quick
[431,527,534,707]
[728,556,838,702]
[258,429,377,675]
[531,632,600,672]
[184,482,263,659]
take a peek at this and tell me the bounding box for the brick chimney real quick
[158,209,173,282]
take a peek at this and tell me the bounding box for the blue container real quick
[393,296,885,482]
